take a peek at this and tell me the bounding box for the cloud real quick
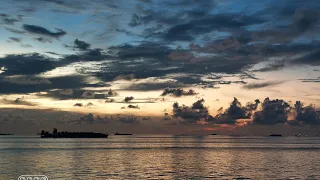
[172,99,209,124]
[109,42,171,60]
[292,101,320,125]
[164,14,264,41]
[128,104,140,109]
[243,81,284,90]
[64,48,110,62]
[35,37,53,43]
[0,75,106,94]
[299,77,320,83]
[0,97,37,106]
[22,24,67,38]
[293,8,319,33]
[292,50,320,66]
[124,96,134,102]
[0,13,20,25]
[8,37,22,43]
[161,88,197,97]
[207,98,256,125]
[125,81,187,91]
[114,74,135,81]
[252,98,291,125]
[73,103,83,107]
[43,89,116,100]
[117,115,139,124]
[252,62,285,72]
[3,76,51,85]
[168,51,193,61]
[107,89,118,96]
[45,52,60,56]
[105,98,115,103]
[5,28,26,34]
[73,39,91,51]
[21,44,33,48]
[69,113,109,124]
[129,0,216,28]
[0,53,56,75]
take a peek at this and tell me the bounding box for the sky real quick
[0,0,319,135]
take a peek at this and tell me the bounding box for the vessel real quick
[269,134,282,137]
[114,132,132,135]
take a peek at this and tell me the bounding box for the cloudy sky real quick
[0,0,319,135]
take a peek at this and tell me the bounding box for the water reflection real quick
[0,136,320,179]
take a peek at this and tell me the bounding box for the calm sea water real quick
[0,135,320,180]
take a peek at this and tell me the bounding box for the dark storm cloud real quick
[172,99,209,124]
[122,75,246,92]
[1,0,320,100]
[164,14,264,41]
[97,39,262,85]
[22,24,67,38]
[40,88,116,100]
[109,42,171,60]
[161,88,197,97]
[64,48,110,62]
[252,98,291,125]
[243,81,284,90]
[292,50,320,66]
[0,53,56,76]
[129,0,216,28]
[250,7,320,44]
[0,75,107,94]
[124,81,187,91]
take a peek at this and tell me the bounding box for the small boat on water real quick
[114,132,132,135]
[210,133,217,135]
[269,134,282,137]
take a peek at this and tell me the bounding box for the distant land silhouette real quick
[40,128,108,138]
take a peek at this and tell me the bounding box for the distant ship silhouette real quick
[40,128,108,138]
[269,134,282,137]
[114,132,132,135]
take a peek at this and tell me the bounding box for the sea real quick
[0,135,319,180]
